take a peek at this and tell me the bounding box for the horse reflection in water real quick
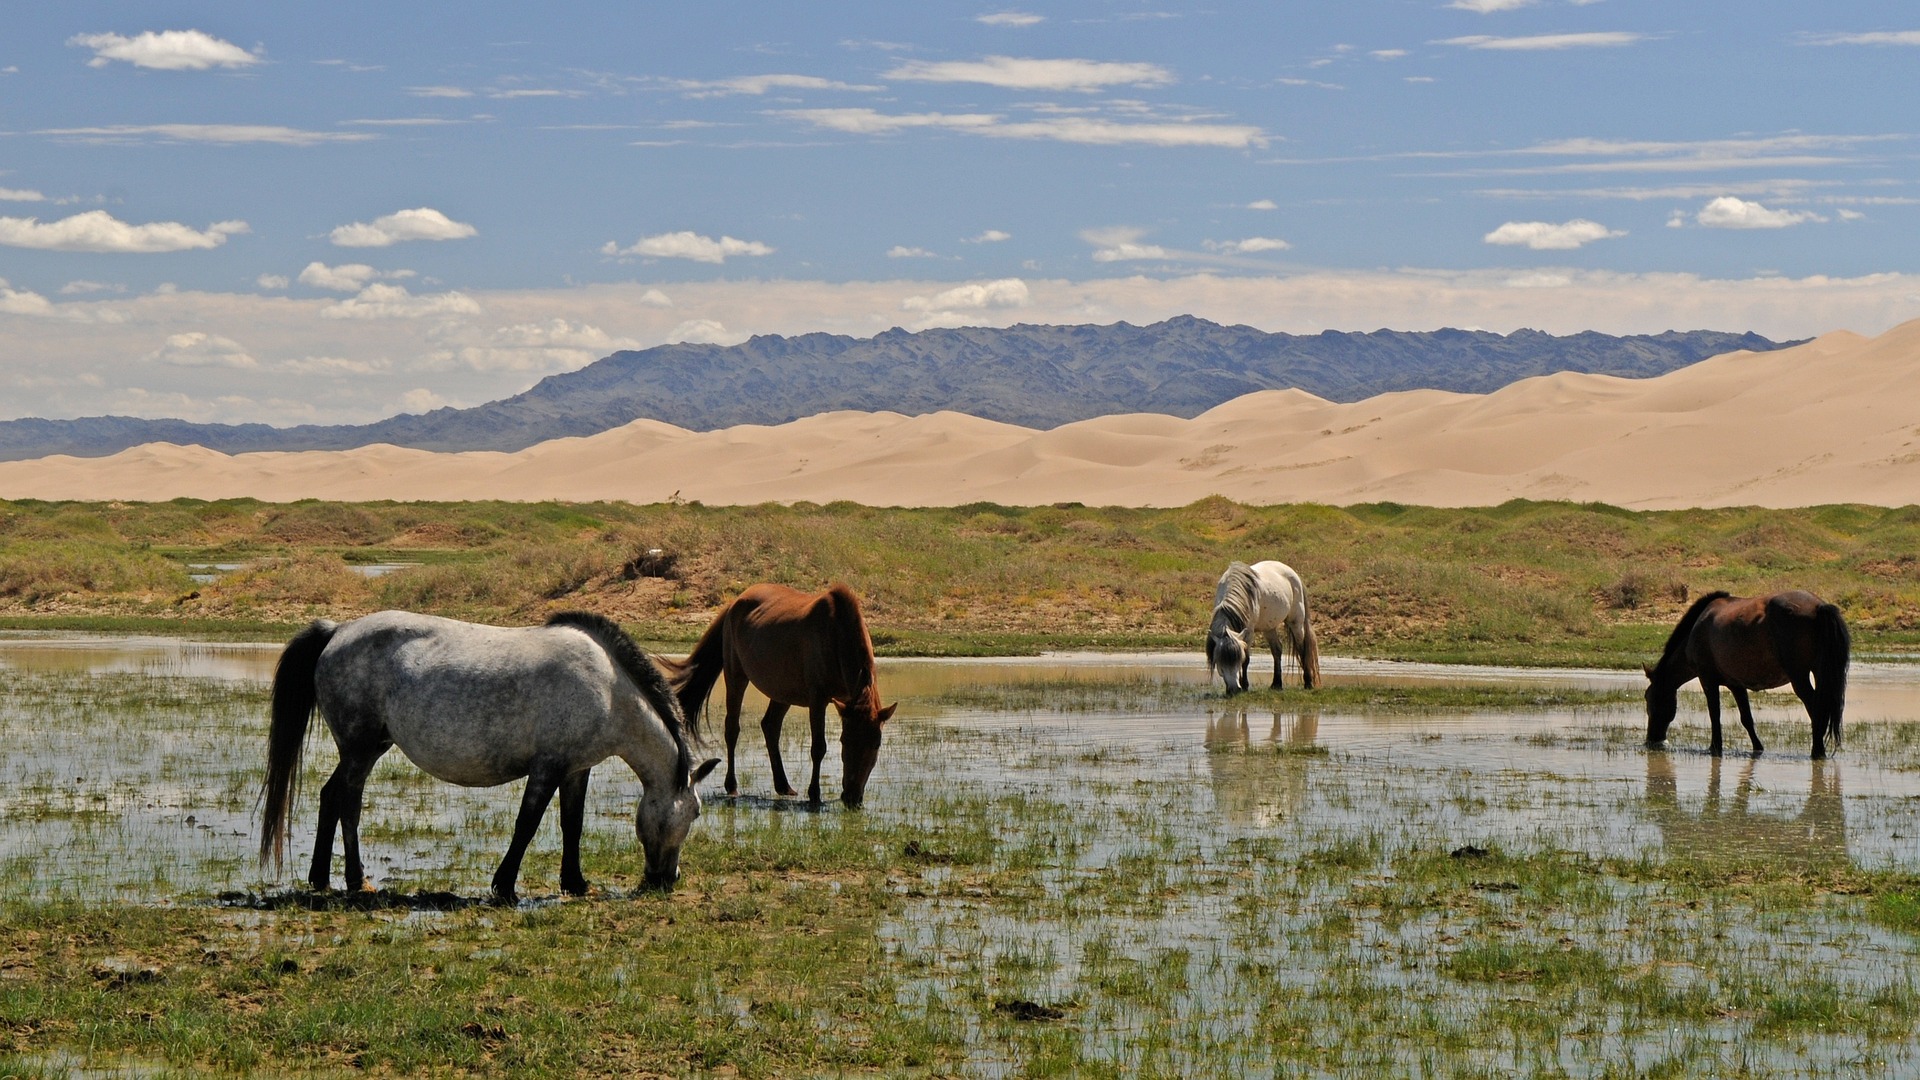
[1204,701,1321,828]
[1643,753,1847,871]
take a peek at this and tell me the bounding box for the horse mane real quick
[1655,591,1732,670]
[546,611,695,784]
[1211,562,1256,635]
[823,583,878,702]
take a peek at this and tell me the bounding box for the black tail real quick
[656,605,729,730]
[1814,602,1850,750]
[259,619,337,870]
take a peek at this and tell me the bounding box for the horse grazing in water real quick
[260,610,720,900]
[661,583,896,807]
[1644,590,1849,758]
[1206,560,1321,695]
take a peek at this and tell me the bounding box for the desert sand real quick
[5,320,1919,509]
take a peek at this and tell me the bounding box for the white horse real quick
[260,610,719,900]
[1206,560,1322,695]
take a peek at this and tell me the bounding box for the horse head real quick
[834,689,895,808]
[636,756,720,888]
[1643,665,1677,748]
[1210,627,1251,695]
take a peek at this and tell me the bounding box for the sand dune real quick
[6,320,1920,509]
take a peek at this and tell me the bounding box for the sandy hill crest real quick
[1,323,1914,509]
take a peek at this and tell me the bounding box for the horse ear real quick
[692,757,721,784]
[876,703,896,725]
[1642,664,1656,680]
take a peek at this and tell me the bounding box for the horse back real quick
[725,583,872,705]
[1688,593,1800,690]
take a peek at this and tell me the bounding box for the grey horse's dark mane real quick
[1210,561,1256,638]
[546,611,694,785]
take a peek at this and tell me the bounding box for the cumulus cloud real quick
[1438,32,1644,50]
[297,261,415,292]
[1246,199,1278,210]
[666,73,882,97]
[279,356,390,376]
[1801,31,1920,46]
[1204,237,1292,254]
[0,188,46,202]
[145,332,257,368]
[329,207,477,247]
[1482,219,1625,249]
[901,278,1032,314]
[1370,49,1409,59]
[69,30,260,71]
[255,274,289,290]
[58,280,122,295]
[883,56,1174,91]
[967,229,1013,243]
[320,283,481,319]
[36,123,373,146]
[431,319,640,373]
[887,245,938,258]
[1694,196,1823,229]
[1081,226,1169,262]
[637,288,673,306]
[1448,0,1535,10]
[776,107,1266,148]
[0,210,247,252]
[0,279,54,316]
[397,388,451,414]
[601,230,775,263]
[977,12,1045,26]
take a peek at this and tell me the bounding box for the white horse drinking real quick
[1206,560,1322,695]
[259,610,720,900]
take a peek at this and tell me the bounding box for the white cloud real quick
[967,229,1013,243]
[601,231,775,263]
[887,245,938,258]
[279,356,390,376]
[637,288,673,306]
[1694,196,1823,229]
[0,210,247,252]
[145,332,257,368]
[320,283,481,319]
[667,73,881,97]
[883,56,1175,91]
[58,280,122,295]
[0,188,46,202]
[1438,32,1644,50]
[1482,219,1625,249]
[901,278,1032,314]
[1370,49,1409,60]
[977,11,1044,26]
[431,319,640,373]
[1204,236,1292,254]
[1837,208,1866,221]
[255,274,289,290]
[0,279,54,316]
[69,30,260,71]
[776,107,1267,148]
[665,319,743,344]
[1448,0,1535,10]
[407,85,474,98]
[1081,227,1168,262]
[297,261,414,292]
[36,124,373,146]
[1246,199,1278,210]
[1801,31,1920,46]
[329,207,477,247]
[397,388,451,414]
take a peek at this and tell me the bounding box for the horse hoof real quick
[562,879,590,897]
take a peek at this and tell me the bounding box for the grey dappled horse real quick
[260,610,719,900]
[1206,560,1321,695]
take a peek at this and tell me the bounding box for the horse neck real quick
[824,588,877,700]
[620,692,688,791]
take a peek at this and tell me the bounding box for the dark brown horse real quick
[661,583,896,807]
[1644,590,1849,758]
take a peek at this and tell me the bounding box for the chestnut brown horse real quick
[661,583,896,807]
[1644,590,1849,758]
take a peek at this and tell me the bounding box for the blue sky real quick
[2,1,1918,426]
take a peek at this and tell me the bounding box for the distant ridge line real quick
[0,316,1795,462]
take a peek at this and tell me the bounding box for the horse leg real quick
[761,701,797,797]
[1263,628,1287,690]
[492,766,565,902]
[723,672,747,796]
[1702,679,1725,756]
[1727,685,1765,756]
[557,769,591,896]
[1789,672,1823,759]
[317,745,388,893]
[807,702,828,805]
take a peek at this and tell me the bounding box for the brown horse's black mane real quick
[823,583,877,699]
[1654,591,1732,671]
[547,611,695,784]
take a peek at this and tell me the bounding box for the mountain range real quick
[0,317,1794,462]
